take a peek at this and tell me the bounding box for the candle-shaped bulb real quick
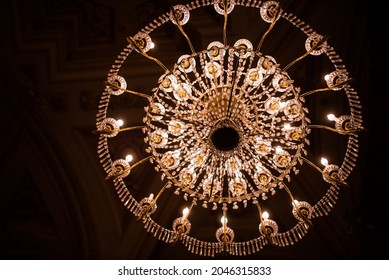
[125,154,133,162]
[182,207,189,219]
[220,216,228,225]
[116,119,124,127]
[262,211,269,220]
[321,157,329,167]
[327,113,336,121]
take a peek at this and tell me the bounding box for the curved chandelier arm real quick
[308,124,365,135]
[256,2,282,53]
[281,183,313,227]
[283,35,329,71]
[301,157,349,187]
[137,182,171,220]
[127,36,169,72]
[92,125,144,136]
[170,6,196,54]
[223,0,229,46]
[105,156,152,180]
[300,78,353,98]
[104,81,151,99]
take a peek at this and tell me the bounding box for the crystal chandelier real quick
[95,0,364,257]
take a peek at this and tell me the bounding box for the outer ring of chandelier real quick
[95,0,364,257]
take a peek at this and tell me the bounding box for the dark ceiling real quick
[0,0,388,260]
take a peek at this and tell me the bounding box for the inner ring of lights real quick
[145,46,308,203]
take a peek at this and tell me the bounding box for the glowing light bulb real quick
[262,211,269,220]
[293,200,299,206]
[321,157,329,167]
[324,74,330,81]
[148,193,154,200]
[221,216,228,225]
[150,41,155,49]
[182,207,189,219]
[327,113,336,121]
[284,123,291,130]
[275,146,283,153]
[116,119,124,127]
[125,154,133,162]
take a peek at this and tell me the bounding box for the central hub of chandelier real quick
[146,43,307,204]
[211,125,240,151]
[95,0,364,257]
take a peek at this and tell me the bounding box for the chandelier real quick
[94,0,364,257]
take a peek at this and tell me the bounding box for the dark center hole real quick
[211,126,240,151]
